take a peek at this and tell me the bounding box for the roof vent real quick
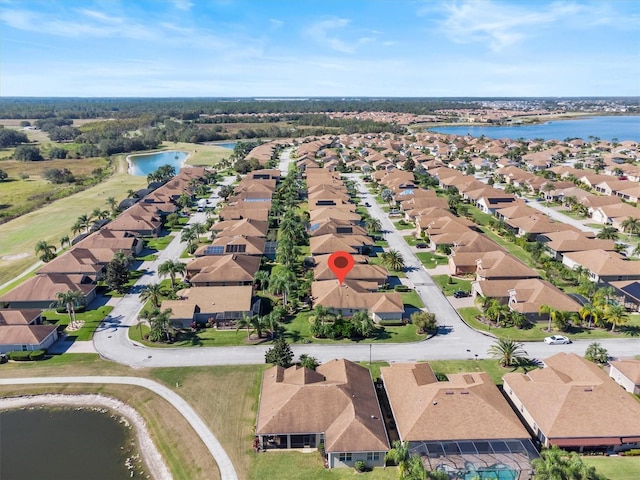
[584,388,593,392]
[445,391,454,395]
[460,391,470,395]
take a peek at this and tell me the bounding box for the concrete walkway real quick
[0,376,238,480]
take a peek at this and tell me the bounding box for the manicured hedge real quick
[393,285,410,292]
[7,350,45,361]
[378,319,405,326]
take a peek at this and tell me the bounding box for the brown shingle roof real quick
[503,353,640,443]
[382,363,529,442]
[256,359,389,453]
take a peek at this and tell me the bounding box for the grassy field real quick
[0,157,111,221]
[161,141,232,167]
[0,156,146,286]
[432,274,473,296]
[458,306,640,342]
[581,455,640,480]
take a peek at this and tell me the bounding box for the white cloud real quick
[305,17,355,53]
[436,0,584,52]
[269,18,284,29]
[173,0,194,10]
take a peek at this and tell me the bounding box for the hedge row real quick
[7,350,46,361]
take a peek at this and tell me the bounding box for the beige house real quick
[0,309,59,354]
[311,280,403,322]
[381,363,535,477]
[562,250,640,284]
[503,353,640,450]
[256,359,389,468]
[609,360,640,394]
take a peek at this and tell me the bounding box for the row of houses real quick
[160,169,285,328]
[302,166,405,323]
[0,167,210,353]
[255,354,640,474]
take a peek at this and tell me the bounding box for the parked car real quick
[544,335,572,345]
[453,291,469,298]
[416,243,428,249]
[364,202,371,207]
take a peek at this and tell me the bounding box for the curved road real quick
[0,376,238,480]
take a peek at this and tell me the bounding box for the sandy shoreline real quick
[0,394,172,480]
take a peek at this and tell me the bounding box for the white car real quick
[544,335,571,345]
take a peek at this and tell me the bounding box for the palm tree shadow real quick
[512,357,543,373]
[622,326,640,337]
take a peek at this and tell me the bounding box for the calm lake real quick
[128,150,189,176]
[429,115,640,142]
[0,408,137,480]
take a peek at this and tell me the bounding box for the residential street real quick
[90,163,640,368]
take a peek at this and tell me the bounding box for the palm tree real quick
[143,308,173,343]
[539,304,558,332]
[621,216,640,237]
[381,188,394,207]
[35,240,57,262]
[488,338,528,367]
[177,192,192,212]
[596,225,619,240]
[59,235,70,249]
[236,313,265,339]
[365,217,382,234]
[55,290,85,327]
[352,310,375,338]
[381,249,405,272]
[140,283,163,309]
[106,196,118,216]
[633,242,640,258]
[605,304,628,332]
[181,226,199,254]
[158,259,187,290]
[578,303,596,329]
[76,213,93,233]
[532,446,605,480]
[313,304,332,326]
[485,299,510,327]
[269,269,297,308]
[385,440,410,478]
[254,270,270,292]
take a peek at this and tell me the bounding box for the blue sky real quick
[1,0,638,97]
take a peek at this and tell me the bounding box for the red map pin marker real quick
[328,251,355,285]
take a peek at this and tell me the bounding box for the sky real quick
[1,0,638,97]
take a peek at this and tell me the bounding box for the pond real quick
[128,150,189,176]
[0,407,140,480]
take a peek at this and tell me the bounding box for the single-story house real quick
[503,353,640,451]
[381,363,536,478]
[255,359,389,468]
[0,274,96,309]
[609,360,640,395]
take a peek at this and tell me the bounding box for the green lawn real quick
[250,451,397,480]
[581,455,640,480]
[393,220,414,231]
[432,274,472,296]
[426,359,512,385]
[477,227,538,270]
[42,306,113,341]
[145,234,175,251]
[457,306,640,342]
[401,291,425,309]
[466,205,493,226]
[415,252,449,267]
[404,235,419,246]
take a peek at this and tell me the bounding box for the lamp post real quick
[369,343,372,366]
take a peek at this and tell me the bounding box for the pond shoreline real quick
[126,149,191,176]
[0,393,172,480]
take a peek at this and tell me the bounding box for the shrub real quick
[622,449,640,456]
[378,319,404,326]
[354,460,368,472]
[394,285,410,292]
[8,350,32,361]
[29,350,46,360]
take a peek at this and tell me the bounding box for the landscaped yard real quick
[581,455,640,480]
[144,234,175,251]
[432,274,472,296]
[42,306,113,341]
[457,306,640,342]
[415,252,449,267]
[393,220,414,230]
[401,290,425,309]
